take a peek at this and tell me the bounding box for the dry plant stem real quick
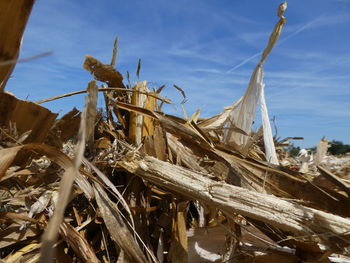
[85,81,98,145]
[110,36,118,67]
[94,183,148,263]
[59,222,99,263]
[102,36,119,124]
[35,87,171,104]
[83,158,135,227]
[318,166,350,196]
[39,82,89,263]
[118,153,350,241]
[0,51,53,67]
[129,82,148,144]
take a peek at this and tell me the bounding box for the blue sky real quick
[7,0,350,147]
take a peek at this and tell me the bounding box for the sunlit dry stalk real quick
[39,81,92,263]
[35,87,171,104]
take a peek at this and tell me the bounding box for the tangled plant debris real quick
[1,1,350,263]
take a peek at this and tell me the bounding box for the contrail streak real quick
[226,18,319,73]
[226,52,261,73]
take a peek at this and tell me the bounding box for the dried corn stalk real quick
[39,81,91,263]
[118,152,350,245]
[129,81,149,145]
[86,80,98,144]
[315,137,329,166]
[223,2,287,162]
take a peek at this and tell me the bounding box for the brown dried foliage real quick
[1,2,350,263]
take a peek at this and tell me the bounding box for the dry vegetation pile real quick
[1,1,350,262]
